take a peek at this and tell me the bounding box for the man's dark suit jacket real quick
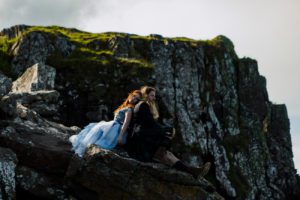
[125,101,164,162]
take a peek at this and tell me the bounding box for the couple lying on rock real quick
[69,86,211,179]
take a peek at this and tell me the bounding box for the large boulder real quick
[12,63,56,92]
[0,69,80,199]
[0,118,74,175]
[0,92,78,175]
[66,146,223,200]
[0,115,76,199]
[0,90,60,119]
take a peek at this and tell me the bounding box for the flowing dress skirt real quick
[69,120,126,157]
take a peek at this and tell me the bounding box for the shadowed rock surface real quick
[66,146,223,200]
[0,73,12,99]
[0,147,17,200]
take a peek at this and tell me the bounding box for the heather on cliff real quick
[0,25,299,200]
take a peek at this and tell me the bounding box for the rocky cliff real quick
[0,25,299,200]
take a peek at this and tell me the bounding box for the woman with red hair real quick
[69,90,142,157]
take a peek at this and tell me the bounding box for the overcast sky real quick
[1,0,299,171]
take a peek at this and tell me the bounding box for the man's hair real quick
[140,86,159,120]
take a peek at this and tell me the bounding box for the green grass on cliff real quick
[116,57,153,68]
[24,26,116,44]
[1,25,239,98]
[1,25,238,74]
[0,36,16,75]
[17,26,154,70]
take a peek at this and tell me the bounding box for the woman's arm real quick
[118,109,133,145]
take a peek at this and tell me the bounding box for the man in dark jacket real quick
[125,86,211,179]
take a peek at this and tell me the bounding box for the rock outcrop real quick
[10,30,75,76]
[66,146,223,200]
[0,25,30,39]
[0,25,298,200]
[12,63,56,92]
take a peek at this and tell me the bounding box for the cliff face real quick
[0,25,299,200]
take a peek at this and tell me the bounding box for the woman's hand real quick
[118,109,132,146]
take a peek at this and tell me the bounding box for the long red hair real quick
[113,90,142,115]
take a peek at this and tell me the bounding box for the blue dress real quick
[69,107,132,157]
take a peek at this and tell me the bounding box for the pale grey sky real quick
[1,0,299,171]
